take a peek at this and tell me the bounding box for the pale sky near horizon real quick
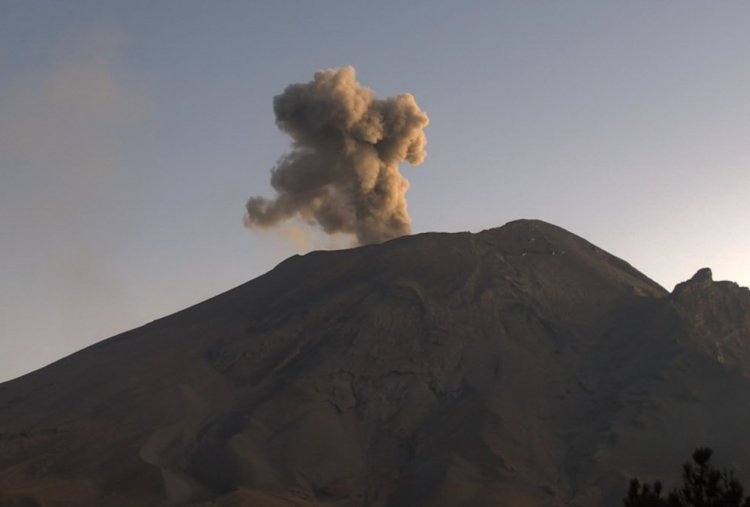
[1,1,748,382]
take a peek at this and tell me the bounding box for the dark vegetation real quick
[625,449,750,507]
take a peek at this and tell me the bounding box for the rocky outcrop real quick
[672,268,750,373]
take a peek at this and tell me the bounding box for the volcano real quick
[1,220,749,507]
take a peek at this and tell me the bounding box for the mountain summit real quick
[1,220,749,507]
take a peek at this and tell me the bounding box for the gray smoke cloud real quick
[245,66,429,245]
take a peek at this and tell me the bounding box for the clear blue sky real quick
[1,1,748,381]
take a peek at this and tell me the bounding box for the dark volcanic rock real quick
[672,268,750,373]
[0,220,749,507]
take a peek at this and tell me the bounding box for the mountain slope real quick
[1,219,749,507]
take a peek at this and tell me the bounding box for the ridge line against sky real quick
[0,0,748,382]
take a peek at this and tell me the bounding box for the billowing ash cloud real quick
[245,66,429,245]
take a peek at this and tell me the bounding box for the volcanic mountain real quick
[1,220,749,507]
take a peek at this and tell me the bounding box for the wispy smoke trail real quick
[245,66,429,245]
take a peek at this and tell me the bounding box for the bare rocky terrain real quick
[1,219,749,507]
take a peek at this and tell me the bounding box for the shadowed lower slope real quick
[1,219,749,507]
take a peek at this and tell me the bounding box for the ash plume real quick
[245,66,429,245]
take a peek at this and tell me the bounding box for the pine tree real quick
[624,448,750,507]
